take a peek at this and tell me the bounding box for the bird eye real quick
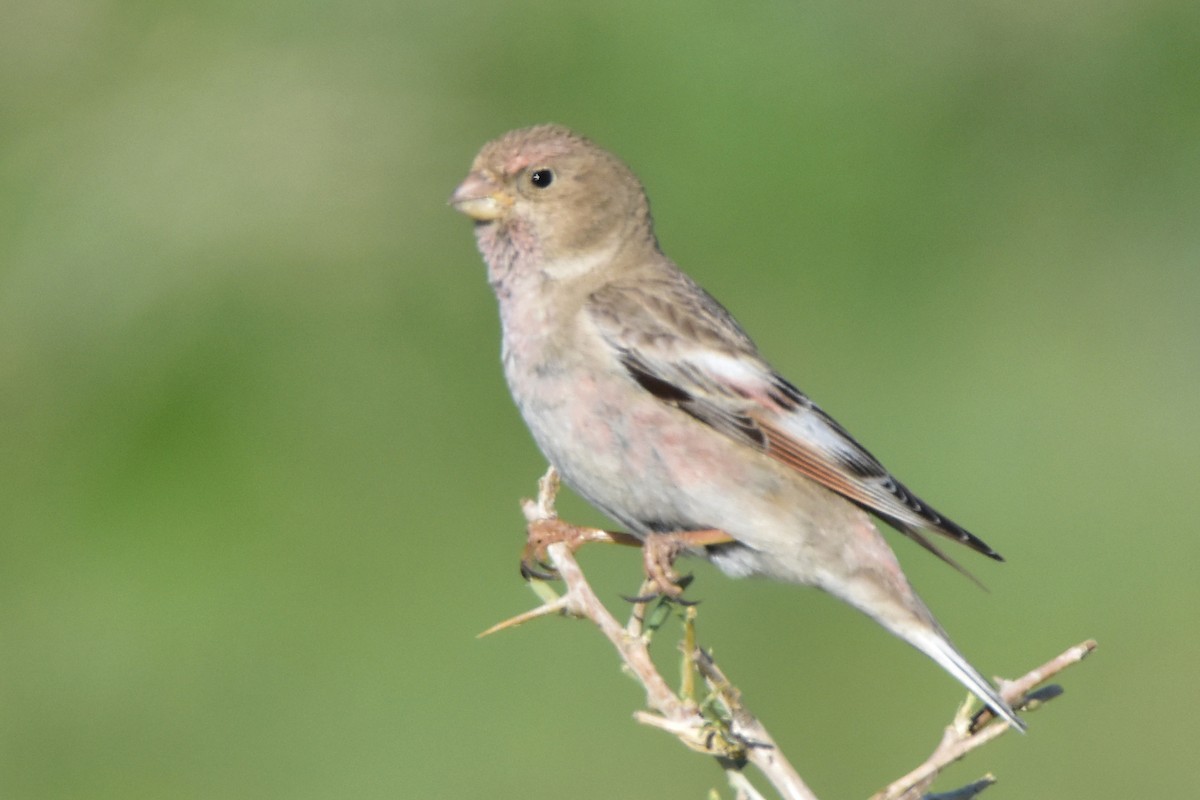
[529,169,554,188]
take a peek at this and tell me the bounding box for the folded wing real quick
[587,278,1004,578]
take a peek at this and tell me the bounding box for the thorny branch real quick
[872,639,1096,800]
[481,467,1096,800]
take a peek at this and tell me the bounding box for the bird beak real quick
[449,172,512,222]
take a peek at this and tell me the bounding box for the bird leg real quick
[520,517,642,581]
[639,529,737,599]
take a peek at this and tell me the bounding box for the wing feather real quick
[588,278,1004,567]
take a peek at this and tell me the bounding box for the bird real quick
[450,124,1025,731]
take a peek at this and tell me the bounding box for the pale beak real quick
[449,172,512,222]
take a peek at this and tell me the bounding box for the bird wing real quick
[586,277,1003,575]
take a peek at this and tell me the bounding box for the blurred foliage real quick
[2,1,1197,798]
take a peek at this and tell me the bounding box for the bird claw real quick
[519,518,574,581]
[621,574,698,605]
[639,528,736,599]
[518,559,559,582]
[519,517,635,582]
[642,533,691,597]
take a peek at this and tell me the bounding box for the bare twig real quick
[872,640,1098,800]
[489,467,819,800]
[482,467,1096,800]
[692,647,815,800]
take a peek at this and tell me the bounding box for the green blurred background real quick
[2,1,1196,797]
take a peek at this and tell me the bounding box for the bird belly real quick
[509,358,895,587]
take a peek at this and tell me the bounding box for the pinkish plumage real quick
[451,125,1025,731]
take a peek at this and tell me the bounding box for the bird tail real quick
[905,625,1027,733]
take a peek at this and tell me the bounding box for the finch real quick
[451,124,1025,731]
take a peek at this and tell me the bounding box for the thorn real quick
[477,596,571,638]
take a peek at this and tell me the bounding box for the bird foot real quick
[636,529,737,600]
[519,518,641,581]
